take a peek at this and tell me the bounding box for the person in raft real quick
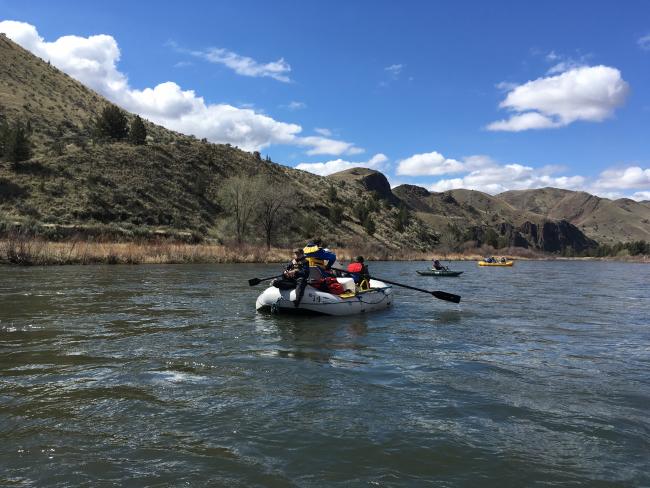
[303,238,337,278]
[273,248,309,307]
[432,259,445,270]
[348,256,371,290]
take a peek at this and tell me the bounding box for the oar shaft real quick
[372,277,433,295]
[332,267,460,302]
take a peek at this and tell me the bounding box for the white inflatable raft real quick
[256,277,393,316]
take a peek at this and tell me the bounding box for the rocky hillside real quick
[498,188,650,244]
[391,184,597,253]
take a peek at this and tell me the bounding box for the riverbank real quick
[1,238,648,265]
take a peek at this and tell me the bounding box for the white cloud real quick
[0,20,359,154]
[314,127,332,137]
[487,66,629,131]
[593,166,650,190]
[427,162,586,194]
[485,112,561,132]
[296,153,387,176]
[395,149,586,194]
[396,151,464,176]
[192,47,291,82]
[638,34,650,51]
[296,136,364,156]
[631,191,650,201]
[544,51,590,75]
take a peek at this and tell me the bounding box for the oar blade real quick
[248,278,262,286]
[432,290,461,303]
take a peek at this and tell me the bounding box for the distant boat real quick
[416,269,463,277]
[477,260,514,266]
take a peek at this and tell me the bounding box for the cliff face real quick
[518,221,598,252]
[328,168,400,205]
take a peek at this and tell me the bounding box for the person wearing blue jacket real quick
[303,238,336,277]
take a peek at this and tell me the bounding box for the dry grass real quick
[1,238,646,266]
[0,238,490,266]
[0,239,292,265]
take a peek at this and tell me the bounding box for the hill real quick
[498,188,650,244]
[0,33,646,258]
[392,185,597,253]
[0,34,435,252]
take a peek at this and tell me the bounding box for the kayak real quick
[256,277,393,316]
[416,270,463,277]
[477,260,514,266]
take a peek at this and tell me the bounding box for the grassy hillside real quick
[0,34,439,252]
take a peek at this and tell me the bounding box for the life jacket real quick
[314,277,345,295]
[347,262,363,273]
[303,245,326,267]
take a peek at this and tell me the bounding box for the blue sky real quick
[1,1,649,198]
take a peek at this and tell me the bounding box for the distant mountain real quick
[1,33,647,254]
[498,188,650,244]
[392,184,598,253]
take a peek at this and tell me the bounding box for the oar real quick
[248,274,283,286]
[332,267,461,303]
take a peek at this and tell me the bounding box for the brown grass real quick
[1,238,647,266]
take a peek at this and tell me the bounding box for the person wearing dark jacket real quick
[283,248,309,307]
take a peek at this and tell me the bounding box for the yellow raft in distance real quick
[477,260,514,266]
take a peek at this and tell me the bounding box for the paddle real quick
[332,267,461,303]
[248,274,283,286]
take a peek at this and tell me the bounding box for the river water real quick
[1,261,649,487]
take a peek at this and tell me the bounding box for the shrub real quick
[128,115,147,145]
[95,105,129,141]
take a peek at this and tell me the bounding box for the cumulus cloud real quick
[191,47,291,82]
[296,153,388,176]
[631,191,650,201]
[395,149,586,194]
[593,166,650,190]
[0,20,361,154]
[487,66,629,131]
[396,151,464,176]
[427,162,586,194]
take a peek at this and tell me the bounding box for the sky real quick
[1,1,649,200]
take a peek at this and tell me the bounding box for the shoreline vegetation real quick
[1,237,648,266]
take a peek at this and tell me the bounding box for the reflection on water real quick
[1,261,649,486]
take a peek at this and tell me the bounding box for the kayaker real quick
[277,248,309,307]
[304,238,337,278]
[433,259,444,270]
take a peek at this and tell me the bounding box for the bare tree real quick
[258,182,292,249]
[218,176,263,245]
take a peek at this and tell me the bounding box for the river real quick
[1,261,649,486]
